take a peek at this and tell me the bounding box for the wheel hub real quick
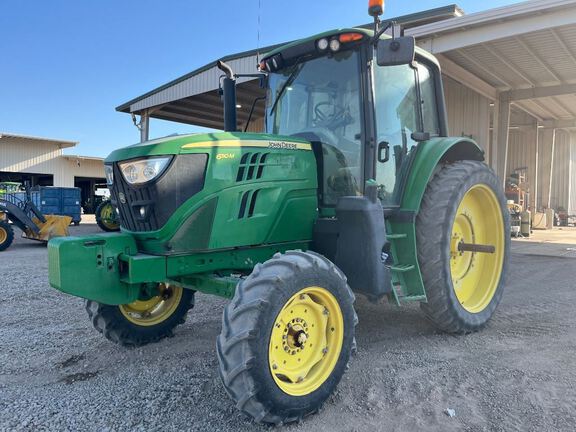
[283,319,309,353]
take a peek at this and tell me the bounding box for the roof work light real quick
[368,0,384,17]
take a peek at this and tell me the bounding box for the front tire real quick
[95,200,120,232]
[416,160,510,333]
[217,251,357,425]
[0,220,14,251]
[86,284,194,347]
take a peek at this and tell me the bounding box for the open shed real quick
[116,0,576,216]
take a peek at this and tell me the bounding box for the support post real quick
[140,110,150,143]
[538,128,556,209]
[570,132,576,216]
[493,93,510,185]
[528,123,539,212]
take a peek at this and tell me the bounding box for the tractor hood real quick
[103,131,317,256]
[105,132,312,163]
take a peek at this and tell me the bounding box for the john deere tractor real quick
[48,1,509,424]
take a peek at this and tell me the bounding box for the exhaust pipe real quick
[217,60,238,132]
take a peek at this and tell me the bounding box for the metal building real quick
[116,0,576,217]
[0,132,106,211]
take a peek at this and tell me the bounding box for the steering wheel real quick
[293,127,360,167]
[313,101,347,128]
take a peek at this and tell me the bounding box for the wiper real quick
[269,64,303,115]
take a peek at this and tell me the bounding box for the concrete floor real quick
[512,227,576,258]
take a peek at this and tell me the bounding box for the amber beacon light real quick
[368,0,384,17]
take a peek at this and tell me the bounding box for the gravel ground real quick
[1,224,576,431]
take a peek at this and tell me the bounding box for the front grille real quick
[110,154,208,232]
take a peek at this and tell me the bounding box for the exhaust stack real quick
[217,60,238,132]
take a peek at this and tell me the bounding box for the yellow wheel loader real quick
[0,185,71,251]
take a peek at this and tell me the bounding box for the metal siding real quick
[59,157,106,187]
[507,127,538,210]
[0,136,104,187]
[537,128,555,209]
[1,137,64,174]
[550,129,571,211]
[443,75,491,157]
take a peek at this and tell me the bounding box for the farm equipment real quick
[0,183,71,251]
[0,182,23,197]
[48,0,509,424]
[95,199,120,232]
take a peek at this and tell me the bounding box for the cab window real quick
[373,63,419,205]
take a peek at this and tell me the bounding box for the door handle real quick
[377,141,390,163]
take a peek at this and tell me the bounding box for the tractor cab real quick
[261,28,446,211]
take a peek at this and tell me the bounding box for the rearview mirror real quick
[376,36,415,66]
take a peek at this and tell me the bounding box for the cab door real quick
[372,61,440,206]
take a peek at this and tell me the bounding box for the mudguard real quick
[387,137,484,301]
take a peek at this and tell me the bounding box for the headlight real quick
[118,156,172,185]
[104,165,114,186]
[317,38,329,51]
[329,38,341,52]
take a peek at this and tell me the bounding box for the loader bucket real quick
[27,215,72,241]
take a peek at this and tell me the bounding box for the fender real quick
[401,137,484,212]
[386,137,485,303]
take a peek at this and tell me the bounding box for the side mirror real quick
[376,36,415,66]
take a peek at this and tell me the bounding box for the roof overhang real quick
[62,155,105,162]
[0,132,77,149]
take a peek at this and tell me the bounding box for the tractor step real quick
[401,295,427,302]
[391,285,427,303]
[389,264,415,272]
[386,233,407,239]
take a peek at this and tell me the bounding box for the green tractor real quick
[48,1,509,424]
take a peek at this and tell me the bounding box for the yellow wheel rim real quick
[268,286,344,396]
[119,284,183,326]
[0,227,7,244]
[450,184,505,313]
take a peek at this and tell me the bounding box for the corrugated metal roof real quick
[415,0,576,124]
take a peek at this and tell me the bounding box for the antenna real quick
[256,0,263,64]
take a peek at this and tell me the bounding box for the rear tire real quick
[217,251,357,425]
[86,284,194,347]
[0,220,14,251]
[416,160,510,333]
[95,200,120,232]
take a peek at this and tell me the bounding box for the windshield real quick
[265,49,363,205]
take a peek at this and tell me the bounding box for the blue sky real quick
[1,0,522,157]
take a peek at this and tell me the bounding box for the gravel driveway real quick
[1,224,575,431]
